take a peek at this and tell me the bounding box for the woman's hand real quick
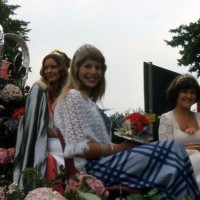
[48,129,58,138]
[185,145,200,151]
[114,139,139,153]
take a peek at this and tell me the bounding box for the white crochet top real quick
[54,89,112,172]
[158,111,200,146]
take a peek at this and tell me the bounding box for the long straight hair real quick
[61,44,107,102]
[40,53,69,100]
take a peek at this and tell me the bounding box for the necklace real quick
[173,110,196,134]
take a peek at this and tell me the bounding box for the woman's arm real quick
[158,113,174,140]
[55,90,98,157]
[185,146,200,151]
[81,140,138,159]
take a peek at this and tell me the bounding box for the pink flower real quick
[0,148,9,164]
[0,148,15,165]
[7,148,15,163]
[185,127,195,134]
[86,177,108,197]
[66,173,109,198]
[0,187,5,200]
[68,179,80,191]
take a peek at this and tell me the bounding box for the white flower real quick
[7,182,19,193]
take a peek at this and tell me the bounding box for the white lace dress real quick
[54,89,112,172]
[159,111,200,189]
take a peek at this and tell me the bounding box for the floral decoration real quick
[1,158,182,200]
[0,84,23,102]
[0,148,15,165]
[12,107,25,120]
[0,71,30,193]
[0,79,29,141]
[114,110,153,143]
[116,112,149,135]
[65,173,109,200]
[3,167,110,200]
[24,187,66,200]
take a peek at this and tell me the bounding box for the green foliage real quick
[125,188,194,200]
[5,167,59,199]
[0,0,30,62]
[21,167,50,195]
[165,18,200,76]
[65,190,102,200]
[79,192,102,200]
[0,164,13,190]
[65,190,86,200]
[6,186,25,200]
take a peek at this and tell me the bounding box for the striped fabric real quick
[86,140,200,200]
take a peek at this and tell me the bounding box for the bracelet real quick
[101,144,106,157]
[110,144,114,154]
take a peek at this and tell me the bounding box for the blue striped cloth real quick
[86,140,200,200]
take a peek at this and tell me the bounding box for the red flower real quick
[134,125,143,132]
[25,85,30,92]
[12,107,25,120]
[122,112,149,134]
[125,112,149,126]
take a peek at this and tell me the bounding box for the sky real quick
[6,0,200,114]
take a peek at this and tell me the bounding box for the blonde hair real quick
[61,44,107,102]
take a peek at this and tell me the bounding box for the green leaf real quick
[150,194,164,200]
[147,188,159,196]
[125,194,144,200]
[79,192,102,200]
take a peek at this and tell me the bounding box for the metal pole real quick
[0,25,4,64]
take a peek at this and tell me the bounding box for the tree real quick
[165,18,200,76]
[0,0,30,62]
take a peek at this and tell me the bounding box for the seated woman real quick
[54,44,200,200]
[13,50,71,191]
[159,74,200,189]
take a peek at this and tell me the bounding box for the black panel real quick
[143,62,180,140]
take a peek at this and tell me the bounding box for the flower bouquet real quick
[114,112,153,143]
